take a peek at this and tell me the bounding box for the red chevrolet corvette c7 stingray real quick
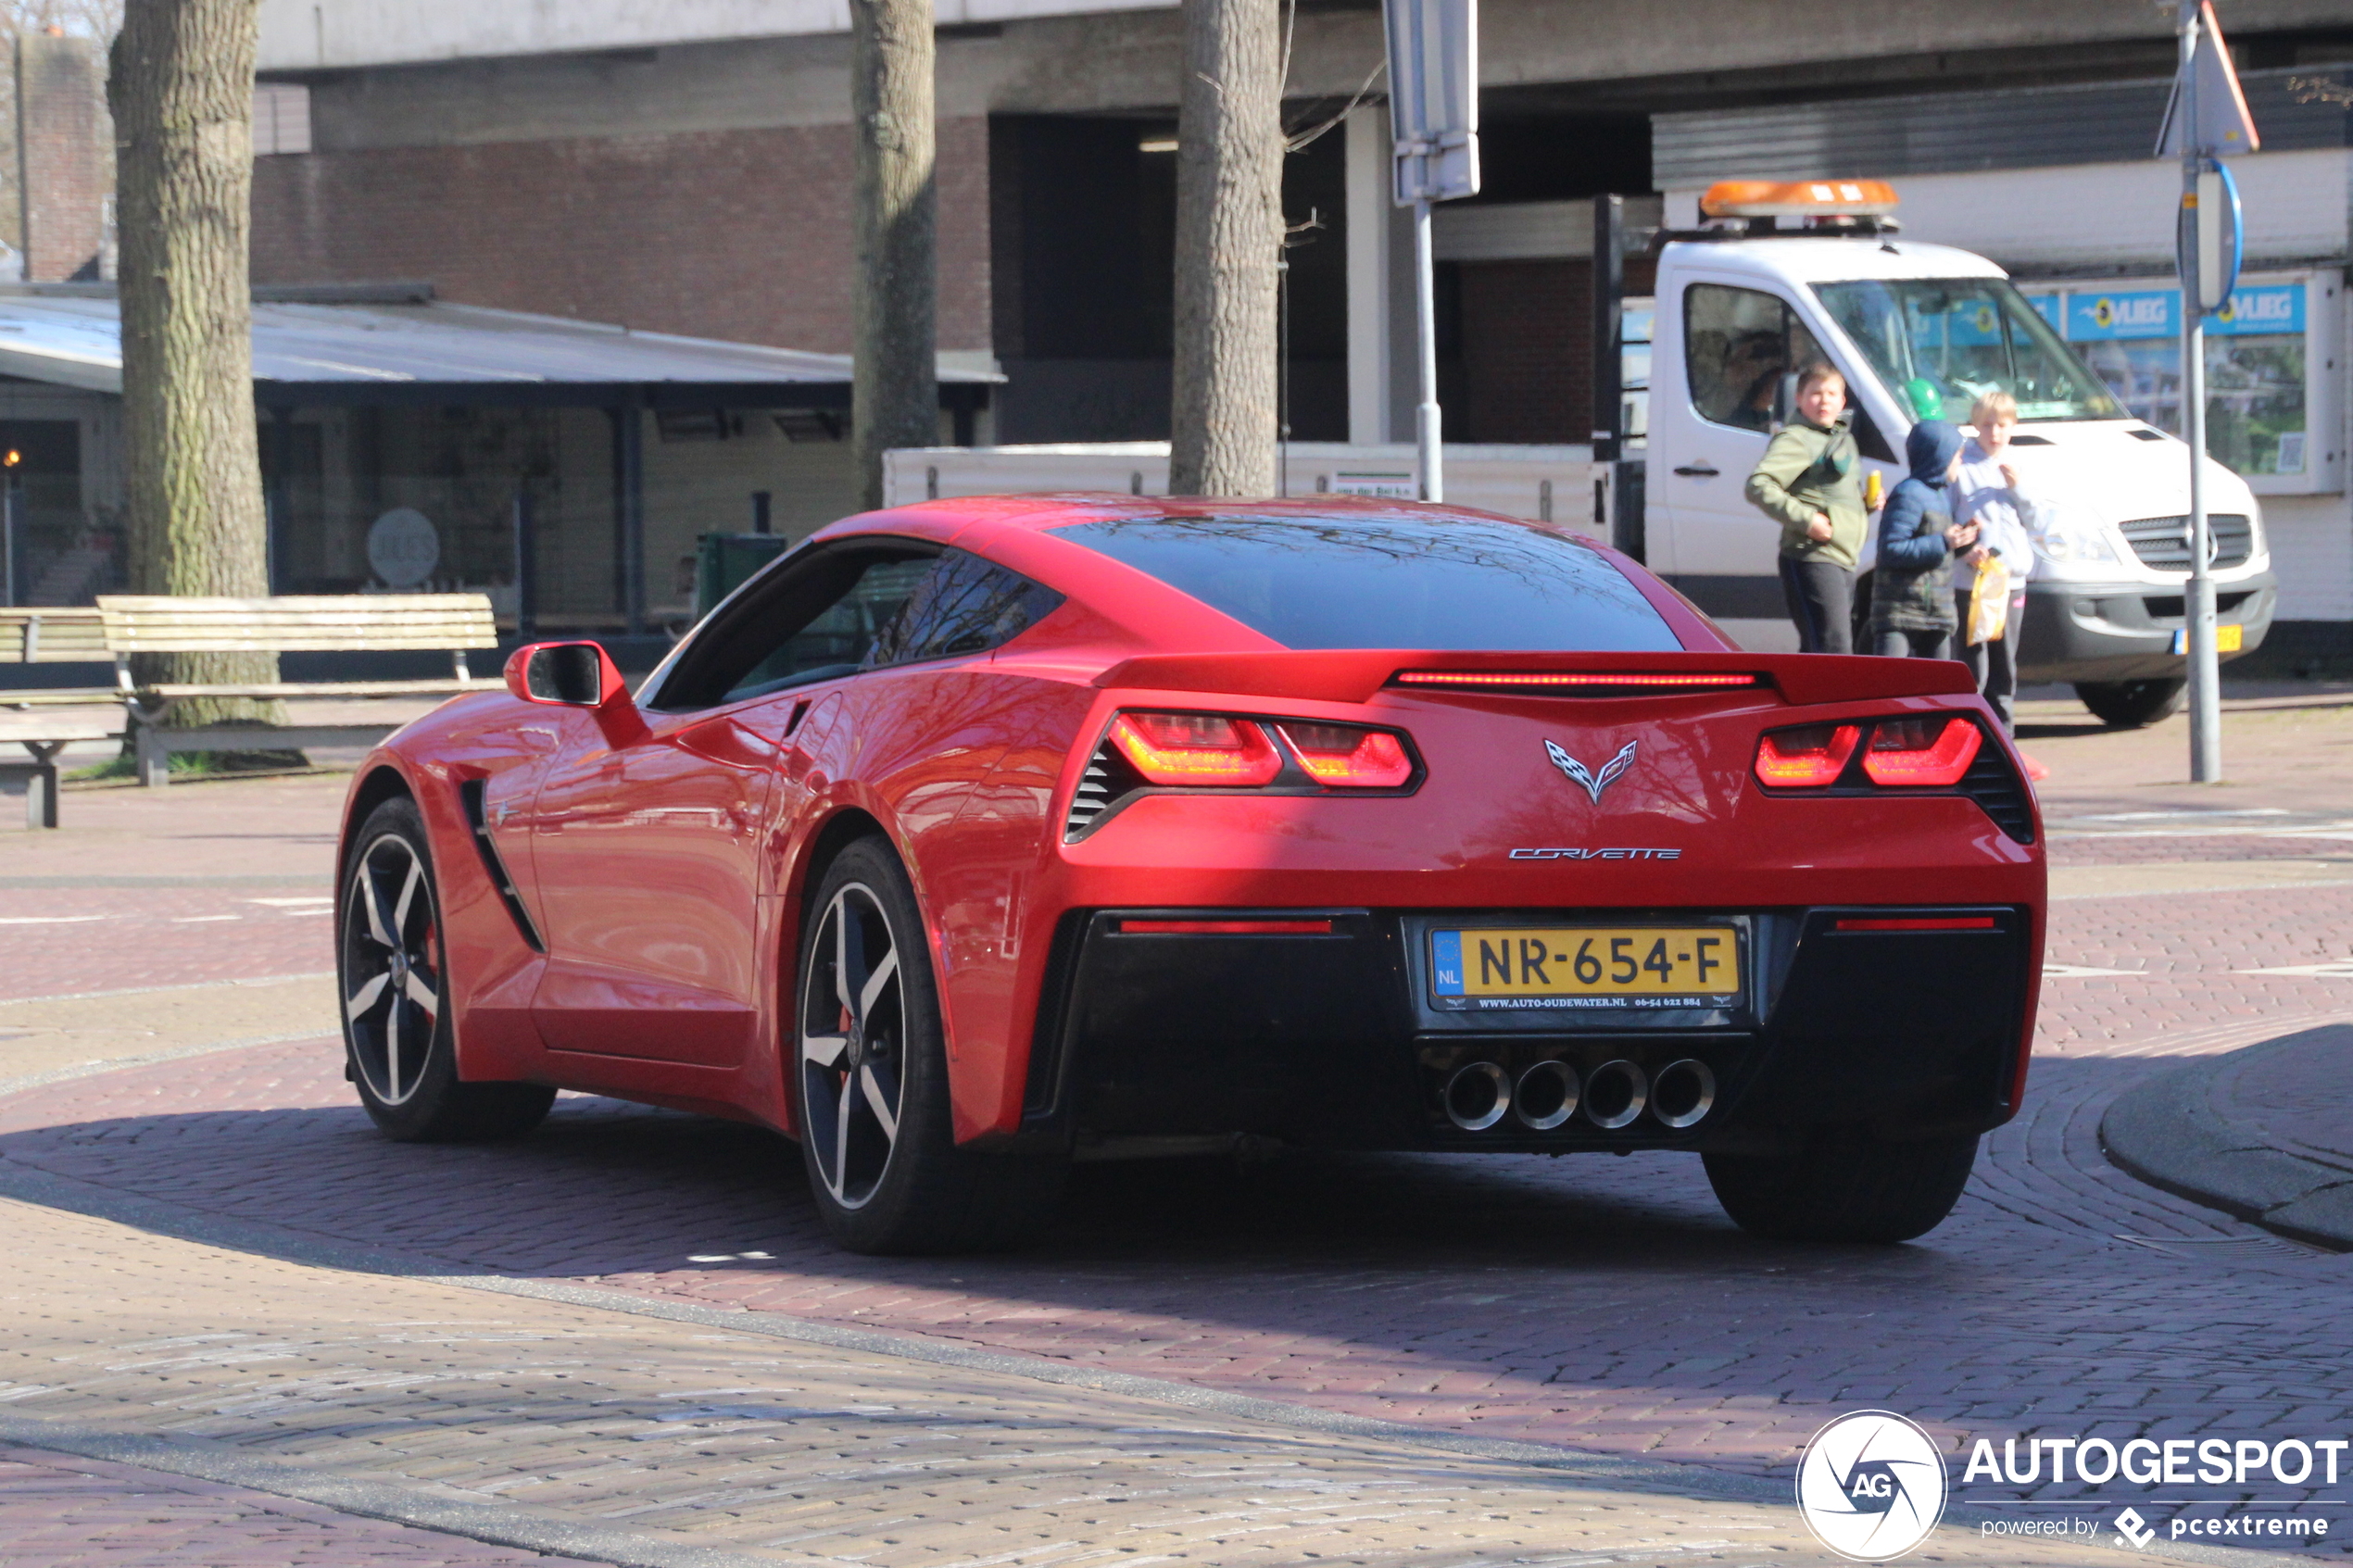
[334,495,2044,1252]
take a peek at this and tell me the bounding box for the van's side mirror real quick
[507,641,628,709]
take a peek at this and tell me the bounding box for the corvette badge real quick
[1545,739,1637,806]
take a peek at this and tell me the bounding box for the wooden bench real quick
[0,609,122,828]
[0,608,115,704]
[100,595,500,787]
[0,713,120,828]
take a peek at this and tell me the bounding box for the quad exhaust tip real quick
[1583,1060,1648,1130]
[1444,1057,1711,1133]
[1443,1061,1512,1131]
[1513,1060,1579,1130]
[1652,1059,1718,1130]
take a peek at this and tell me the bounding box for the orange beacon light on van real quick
[1700,179,1900,219]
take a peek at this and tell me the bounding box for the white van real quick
[1646,185,2272,727]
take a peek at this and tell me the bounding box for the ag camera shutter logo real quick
[1796,1410,1950,1561]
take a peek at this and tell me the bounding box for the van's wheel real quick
[2074,678,2186,729]
[1703,1128,1978,1244]
[794,836,1063,1254]
[340,797,556,1142]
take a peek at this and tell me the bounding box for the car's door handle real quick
[1672,462,1720,477]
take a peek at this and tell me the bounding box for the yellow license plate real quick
[1432,926,1741,1003]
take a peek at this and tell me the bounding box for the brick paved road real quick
[0,1445,587,1567]
[5,722,2353,1562]
[3,850,2349,1552]
[3,1187,2138,1568]
[0,888,333,1002]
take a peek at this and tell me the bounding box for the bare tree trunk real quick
[107,0,277,726]
[849,0,936,512]
[1168,0,1281,498]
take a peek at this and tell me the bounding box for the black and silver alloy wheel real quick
[337,796,555,1143]
[343,831,443,1108]
[790,836,1063,1253]
[799,880,909,1210]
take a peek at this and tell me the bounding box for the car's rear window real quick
[1051,514,1681,651]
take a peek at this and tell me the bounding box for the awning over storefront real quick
[0,282,998,408]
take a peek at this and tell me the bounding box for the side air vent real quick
[1957,744,2035,846]
[459,778,544,951]
[1063,740,1147,839]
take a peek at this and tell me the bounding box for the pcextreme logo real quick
[1795,1411,1950,1562]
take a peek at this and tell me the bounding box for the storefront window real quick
[2054,283,2309,477]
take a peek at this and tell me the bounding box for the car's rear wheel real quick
[2074,677,2186,729]
[794,836,1063,1254]
[1703,1127,1978,1244]
[340,797,556,1142]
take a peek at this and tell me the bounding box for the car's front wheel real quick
[340,797,556,1142]
[2074,677,2186,729]
[793,836,1063,1254]
[1703,1127,1978,1244]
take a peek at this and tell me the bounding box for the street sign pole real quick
[2179,0,2221,783]
[2161,0,2257,784]
[1382,0,1478,504]
[1411,197,1441,501]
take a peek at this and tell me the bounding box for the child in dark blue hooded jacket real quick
[1868,420,1979,659]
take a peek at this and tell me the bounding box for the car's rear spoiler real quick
[1093,649,1979,707]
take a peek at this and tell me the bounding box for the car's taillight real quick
[1107,711,1282,786]
[1862,716,1982,787]
[1754,722,1860,787]
[1277,722,1414,788]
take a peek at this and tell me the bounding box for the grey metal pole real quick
[1,480,14,607]
[2180,0,2221,782]
[1413,197,1442,502]
[512,487,537,645]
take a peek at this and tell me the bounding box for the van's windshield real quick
[1813,277,2123,423]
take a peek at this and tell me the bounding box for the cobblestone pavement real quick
[0,1444,588,1567]
[0,888,333,1001]
[3,704,2351,1563]
[0,1188,2127,1568]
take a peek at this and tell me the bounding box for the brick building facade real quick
[9,31,110,282]
[250,118,994,358]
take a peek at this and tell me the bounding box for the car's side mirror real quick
[506,641,648,745]
[506,641,626,708]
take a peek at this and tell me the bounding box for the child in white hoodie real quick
[1953,390,2045,735]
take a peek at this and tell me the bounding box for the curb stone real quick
[2101,1030,2353,1252]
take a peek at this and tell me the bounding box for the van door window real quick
[1685,283,1827,433]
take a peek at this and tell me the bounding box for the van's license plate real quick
[1431,927,1741,1010]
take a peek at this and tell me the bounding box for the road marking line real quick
[0,915,110,925]
[2044,964,2142,977]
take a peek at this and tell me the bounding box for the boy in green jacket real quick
[1743,363,1868,654]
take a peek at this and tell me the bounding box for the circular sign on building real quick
[367,508,441,588]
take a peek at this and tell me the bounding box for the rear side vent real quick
[1064,740,1158,839]
[459,778,544,950]
[1957,744,2035,845]
[1064,740,1150,838]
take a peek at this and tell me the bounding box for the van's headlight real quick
[2032,505,2120,569]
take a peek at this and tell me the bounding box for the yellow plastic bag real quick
[1967,555,2012,646]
